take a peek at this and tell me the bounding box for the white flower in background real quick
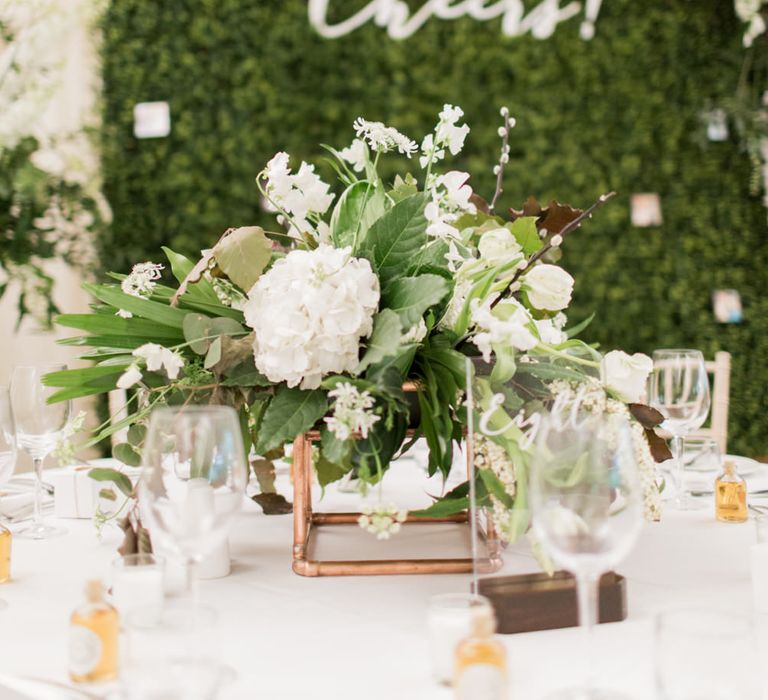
[736,0,762,19]
[133,343,184,379]
[439,277,471,331]
[324,382,380,441]
[263,152,334,237]
[339,138,368,172]
[477,227,522,267]
[121,262,164,297]
[601,350,653,403]
[535,316,567,345]
[353,117,418,157]
[401,318,428,344]
[522,263,574,311]
[425,171,476,240]
[471,297,538,361]
[735,0,767,45]
[358,503,408,540]
[419,134,444,169]
[243,245,380,389]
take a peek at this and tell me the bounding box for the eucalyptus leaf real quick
[112,442,142,467]
[204,336,222,368]
[213,226,272,291]
[89,467,134,497]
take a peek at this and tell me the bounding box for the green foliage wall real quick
[101,0,768,456]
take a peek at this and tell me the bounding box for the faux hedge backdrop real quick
[100,0,767,456]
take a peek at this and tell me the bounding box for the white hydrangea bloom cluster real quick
[352,117,418,157]
[117,343,185,390]
[243,245,380,390]
[419,104,470,169]
[357,503,408,540]
[470,297,538,361]
[735,0,767,45]
[338,138,368,173]
[424,170,476,240]
[547,378,661,521]
[324,382,380,441]
[264,152,335,238]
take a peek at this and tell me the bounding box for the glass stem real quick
[576,573,599,692]
[187,556,199,609]
[32,457,44,527]
[671,434,685,509]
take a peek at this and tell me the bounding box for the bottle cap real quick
[85,579,105,604]
[724,460,737,476]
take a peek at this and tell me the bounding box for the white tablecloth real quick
[0,461,762,700]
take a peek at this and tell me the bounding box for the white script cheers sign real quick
[308,0,604,41]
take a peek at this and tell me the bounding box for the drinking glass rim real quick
[652,348,704,357]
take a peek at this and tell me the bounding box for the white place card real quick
[133,101,171,139]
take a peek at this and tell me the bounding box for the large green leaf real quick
[213,226,272,292]
[43,364,131,388]
[84,283,187,329]
[162,247,219,302]
[356,309,402,373]
[331,181,387,249]
[509,217,541,255]
[255,387,327,454]
[382,274,450,329]
[361,193,427,285]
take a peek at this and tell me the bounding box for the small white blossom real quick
[435,104,470,156]
[338,138,368,173]
[116,309,133,319]
[353,117,418,157]
[471,297,538,361]
[116,364,142,390]
[401,318,428,344]
[132,343,185,380]
[324,382,380,441]
[357,502,408,540]
[121,262,164,298]
[419,133,445,169]
[425,171,476,240]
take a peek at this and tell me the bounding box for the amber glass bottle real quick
[715,461,748,523]
[454,606,507,699]
[0,523,10,583]
[69,579,119,683]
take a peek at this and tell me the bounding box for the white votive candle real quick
[427,593,492,685]
[112,553,164,618]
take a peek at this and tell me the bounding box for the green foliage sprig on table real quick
[100,0,768,457]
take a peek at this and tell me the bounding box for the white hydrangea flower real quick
[324,382,380,441]
[471,297,538,361]
[353,117,418,157]
[339,138,368,172]
[358,503,408,540]
[242,245,380,389]
[425,171,476,240]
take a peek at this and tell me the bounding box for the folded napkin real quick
[0,674,95,699]
[0,482,53,522]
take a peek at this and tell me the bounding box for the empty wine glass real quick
[10,365,71,539]
[138,406,247,608]
[649,350,711,510]
[530,411,644,699]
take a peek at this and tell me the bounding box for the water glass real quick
[111,553,164,618]
[427,593,492,685]
[123,601,224,699]
[683,437,721,505]
[656,610,759,699]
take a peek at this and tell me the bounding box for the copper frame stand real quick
[291,430,503,577]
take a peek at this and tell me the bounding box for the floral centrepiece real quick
[49,105,669,554]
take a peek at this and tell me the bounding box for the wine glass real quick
[138,406,247,607]
[9,365,71,539]
[530,411,644,699]
[649,349,711,510]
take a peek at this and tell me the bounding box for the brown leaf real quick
[469,193,492,215]
[211,332,255,375]
[509,195,543,221]
[118,515,137,556]
[645,428,673,463]
[252,492,293,515]
[170,247,220,306]
[537,200,583,235]
[137,525,153,554]
[629,403,666,429]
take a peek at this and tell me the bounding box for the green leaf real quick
[478,468,514,507]
[127,423,146,447]
[331,181,386,249]
[565,312,595,339]
[162,247,219,302]
[315,451,348,487]
[221,362,271,387]
[361,193,427,286]
[389,173,419,203]
[256,387,328,454]
[55,314,184,342]
[204,336,222,368]
[509,217,541,255]
[410,496,469,518]
[382,274,450,329]
[320,427,353,467]
[356,309,402,373]
[84,283,187,329]
[43,364,130,388]
[112,442,142,467]
[89,467,134,497]
[213,226,272,292]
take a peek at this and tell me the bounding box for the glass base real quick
[543,688,635,700]
[14,523,67,540]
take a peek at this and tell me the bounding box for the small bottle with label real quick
[69,579,119,683]
[454,605,507,699]
[715,460,748,523]
[0,522,10,583]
